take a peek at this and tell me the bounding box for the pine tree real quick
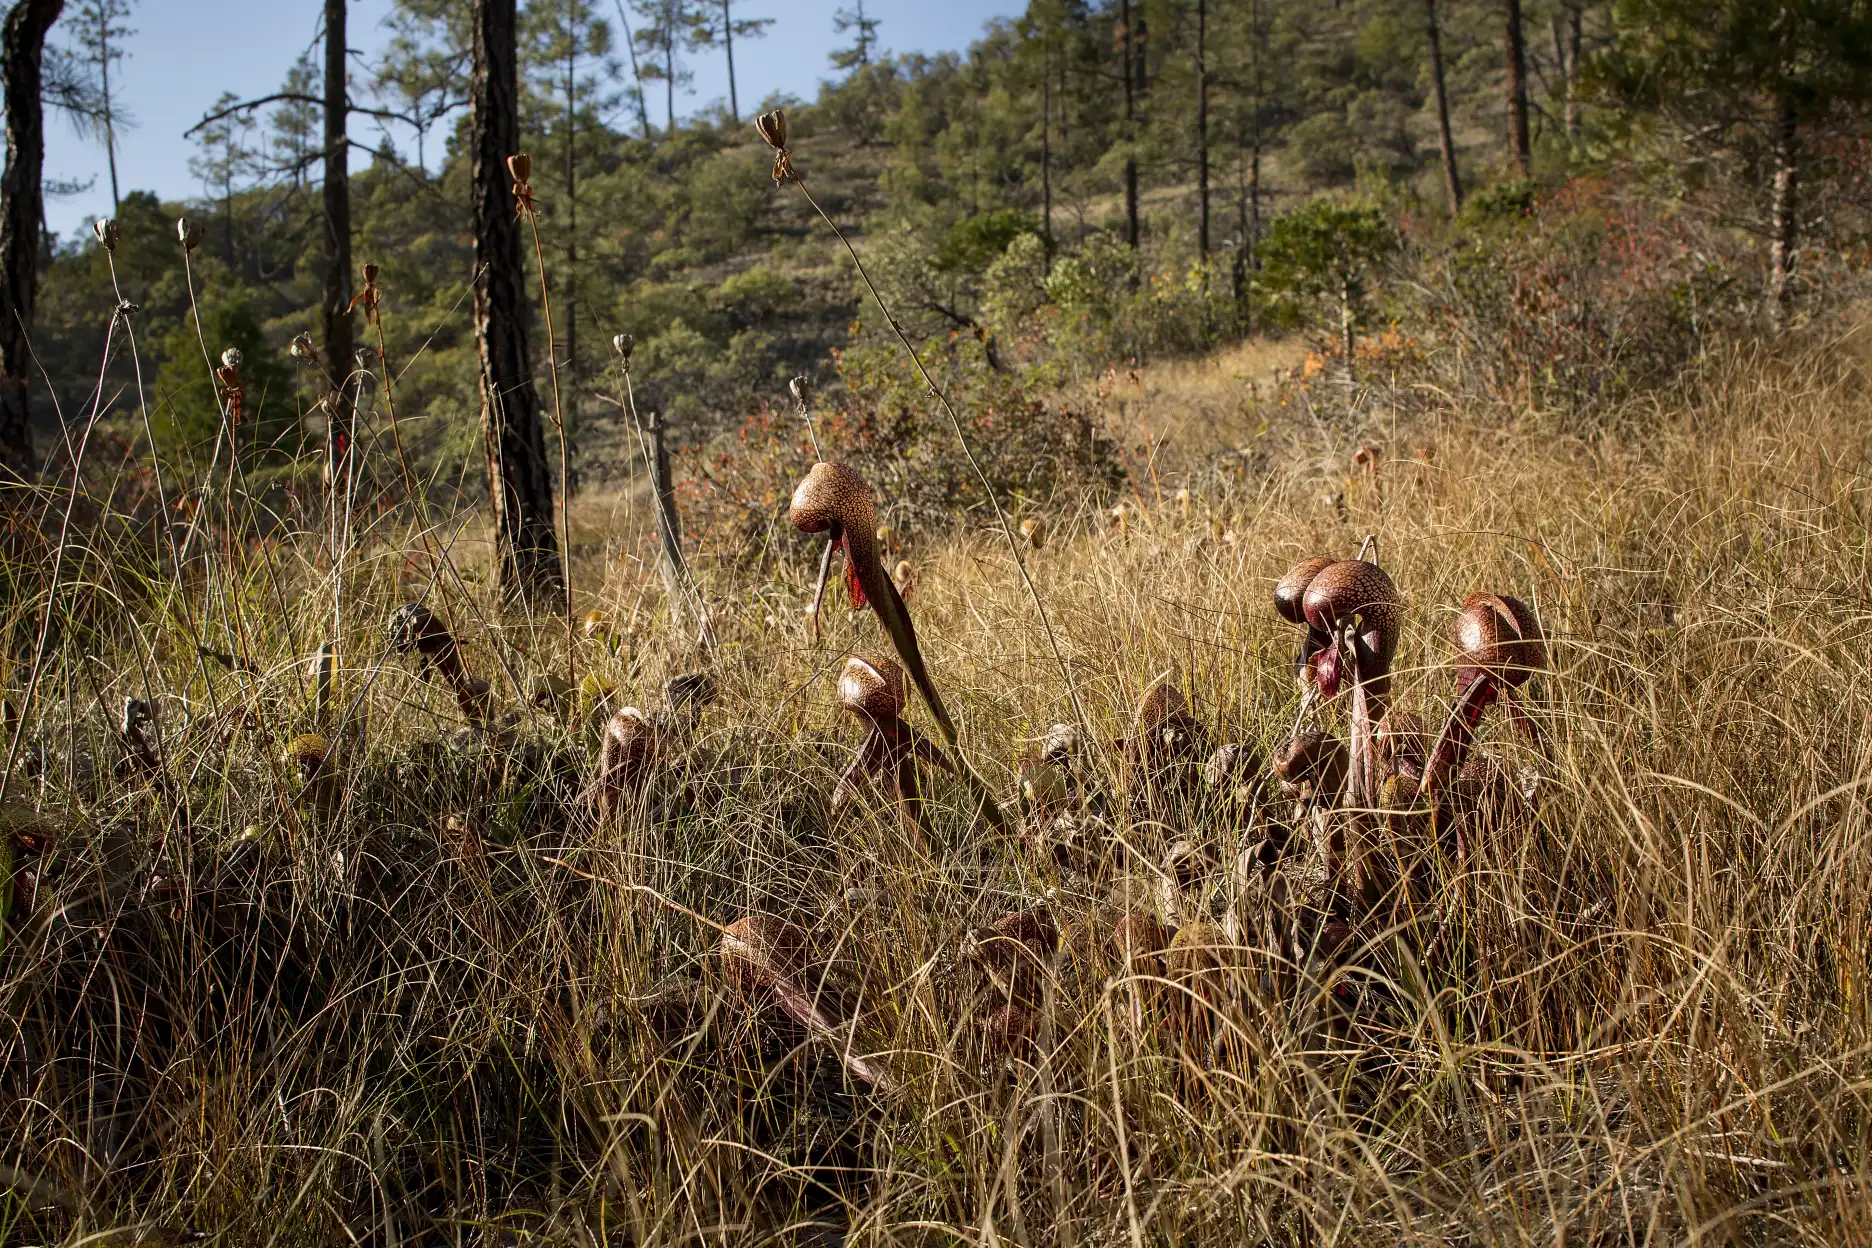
[830,0,879,73]
[694,0,770,120]
[524,0,621,384]
[66,0,131,213]
[472,0,563,602]
[1594,0,1872,331]
[631,0,706,134]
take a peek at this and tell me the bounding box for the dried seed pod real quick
[220,347,244,370]
[755,108,788,150]
[1020,516,1046,548]
[177,216,204,251]
[789,375,811,406]
[506,153,531,183]
[289,332,317,362]
[613,332,634,360]
[92,218,118,252]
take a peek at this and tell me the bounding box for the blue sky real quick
[43,0,1022,241]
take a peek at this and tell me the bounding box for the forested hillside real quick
[31,0,1872,513]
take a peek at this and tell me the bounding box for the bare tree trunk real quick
[664,39,675,134]
[1504,0,1532,176]
[1340,277,1355,369]
[1120,0,1138,248]
[1040,33,1052,247]
[564,32,578,389]
[472,0,563,604]
[1769,93,1798,334]
[612,0,652,138]
[0,0,63,479]
[321,0,354,495]
[647,411,687,615]
[1564,2,1582,141]
[1196,0,1208,256]
[1426,0,1462,212]
[721,0,738,119]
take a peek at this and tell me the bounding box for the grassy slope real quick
[3,312,1871,1242]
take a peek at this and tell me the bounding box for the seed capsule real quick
[755,109,787,150]
[506,153,531,183]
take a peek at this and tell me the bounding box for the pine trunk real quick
[1426,0,1462,212]
[1120,0,1138,248]
[1040,36,1052,247]
[564,41,578,388]
[1565,4,1582,140]
[722,0,738,119]
[1504,0,1531,176]
[1769,93,1798,334]
[1196,0,1209,256]
[0,0,64,478]
[321,0,354,494]
[472,0,564,604]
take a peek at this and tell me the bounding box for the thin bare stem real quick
[0,307,121,806]
[522,208,579,695]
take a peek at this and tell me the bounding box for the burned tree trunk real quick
[321,0,354,492]
[471,0,563,603]
[0,0,63,479]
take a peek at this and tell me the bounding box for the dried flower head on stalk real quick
[509,153,538,217]
[612,332,634,362]
[755,109,794,181]
[216,351,246,426]
[177,216,203,252]
[92,218,118,253]
[346,263,381,317]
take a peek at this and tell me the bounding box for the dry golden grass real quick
[4,324,1871,1244]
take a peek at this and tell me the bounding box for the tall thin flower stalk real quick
[510,153,578,694]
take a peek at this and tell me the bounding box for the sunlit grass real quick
[2,315,1870,1243]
